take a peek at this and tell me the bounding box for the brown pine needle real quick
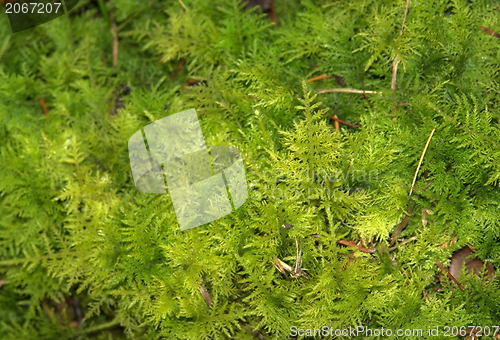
[39,98,48,116]
[435,261,465,291]
[389,236,417,251]
[408,127,436,201]
[337,240,376,253]
[318,88,377,94]
[391,0,410,91]
[306,74,334,82]
[390,204,415,246]
[333,115,340,130]
[399,0,410,35]
[481,26,500,39]
[171,59,185,80]
[110,21,119,67]
[178,0,189,11]
[391,102,409,115]
[329,115,360,129]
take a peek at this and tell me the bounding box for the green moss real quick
[1,0,499,339]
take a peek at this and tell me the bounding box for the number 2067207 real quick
[6,2,62,14]
[443,325,500,337]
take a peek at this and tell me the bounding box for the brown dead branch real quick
[329,115,360,129]
[481,26,500,39]
[436,260,465,291]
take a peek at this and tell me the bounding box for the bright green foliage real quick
[1,0,500,339]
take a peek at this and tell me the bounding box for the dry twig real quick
[391,102,409,115]
[408,127,436,201]
[178,0,189,11]
[329,115,360,129]
[39,98,48,116]
[391,0,410,90]
[481,26,500,39]
[389,236,417,251]
[332,115,340,131]
[390,204,415,246]
[274,258,293,277]
[274,238,308,278]
[318,88,377,94]
[307,74,335,82]
[110,20,119,67]
[336,240,376,253]
[435,260,465,291]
